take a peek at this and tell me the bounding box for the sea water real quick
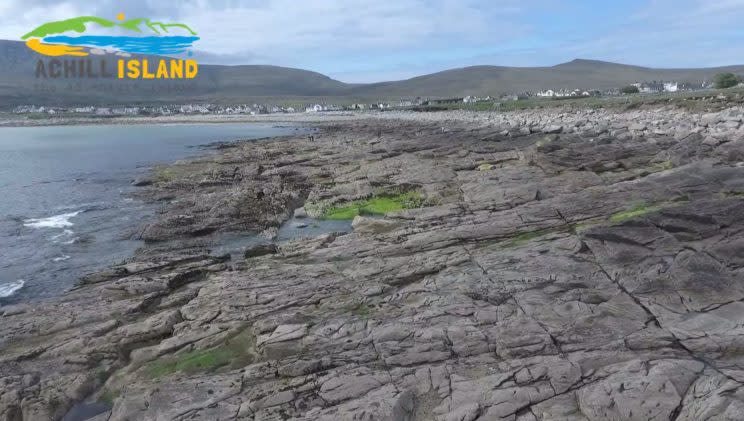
[0,122,300,302]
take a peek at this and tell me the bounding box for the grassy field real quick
[412,86,744,113]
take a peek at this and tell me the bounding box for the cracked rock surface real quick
[4,104,744,420]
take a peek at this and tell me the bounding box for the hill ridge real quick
[2,39,743,106]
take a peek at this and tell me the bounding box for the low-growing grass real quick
[609,196,691,224]
[348,302,374,318]
[99,389,119,406]
[653,160,674,171]
[407,87,744,114]
[323,191,424,220]
[609,203,663,223]
[501,229,553,248]
[723,191,744,198]
[324,205,360,220]
[154,166,176,183]
[144,330,254,378]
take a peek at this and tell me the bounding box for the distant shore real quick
[4,86,744,128]
[0,111,363,127]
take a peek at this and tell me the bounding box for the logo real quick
[23,14,200,79]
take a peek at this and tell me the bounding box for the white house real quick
[536,89,555,97]
[180,104,210,114]
[305,104,325,113]
[632,82,664,93]
[663,82,678,92]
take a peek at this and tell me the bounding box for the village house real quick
[536,88,592,98]
[631,81,694,93]
[179,104,211,114]
[463,95,493,103]
[536,89,555,97]
[424,98,463,106]
[111,107,140,115]
[305,104,325,113]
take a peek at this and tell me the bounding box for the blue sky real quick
[4,0,744,82]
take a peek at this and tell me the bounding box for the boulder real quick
[244,243,277,258]
[541,125,563,134]
[131,176,153,186]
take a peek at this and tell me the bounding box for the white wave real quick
[24,211,81,229]
[51,229,75,241]
[52,255,71,262]
[0,280,24,298]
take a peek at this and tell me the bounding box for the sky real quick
[3,0,744,82]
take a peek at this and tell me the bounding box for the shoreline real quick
[0,111,363,127]
[3,86,744,128]
[3,103,744,420]
[0,123,308,305]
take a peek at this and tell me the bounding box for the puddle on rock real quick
[209,216,352,260]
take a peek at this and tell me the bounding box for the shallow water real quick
[0,123,303,302]
[210,216,353,259]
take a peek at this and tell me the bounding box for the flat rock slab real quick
[256,324,308,347]
[5,109,744,421]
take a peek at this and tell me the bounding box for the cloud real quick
[4,0,744,82]
[178,0,528,56]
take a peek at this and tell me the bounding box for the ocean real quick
[0,122,301,302]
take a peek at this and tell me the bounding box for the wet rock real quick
[293,207,308,218]
[1,304,29,316]
[244,243,277,258]
[130,176,153,186]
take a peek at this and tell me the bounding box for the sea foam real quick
[0,280,24,298]
[23,211,81,229]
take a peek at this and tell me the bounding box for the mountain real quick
[349,59,744,97]
[2,40,744,107]
[0,40,349,106]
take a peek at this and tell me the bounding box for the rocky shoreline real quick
[3,102,744,420]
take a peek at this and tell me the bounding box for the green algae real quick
[144,330,254,378]
[322,191,424,220]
